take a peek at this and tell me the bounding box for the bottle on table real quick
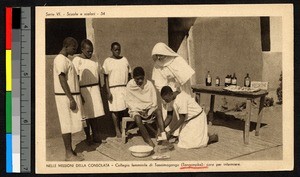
[244,73,251,87]
[215,76,220,86]
[206,71,212,86]
[225,75,231,87]
[231,73,237,86]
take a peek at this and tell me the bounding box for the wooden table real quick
[191,84,268,144]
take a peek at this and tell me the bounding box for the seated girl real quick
[125,67,169,147]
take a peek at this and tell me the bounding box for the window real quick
[46,19,86,55]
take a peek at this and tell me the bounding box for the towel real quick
[125,79,158,117]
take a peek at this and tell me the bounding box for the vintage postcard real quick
[35,4,294,173]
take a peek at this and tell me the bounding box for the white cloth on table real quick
[72,56,105,119]
[102,57,131,112]
[125,79,158,119]
[167,91,209,149]
[53,54,83,134]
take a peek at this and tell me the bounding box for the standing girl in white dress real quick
[73,39,105,144]
[53,37,84,161]
[103,42,131,137]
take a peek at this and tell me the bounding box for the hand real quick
[107,92,113,102]
[69,98,77,111]
[138,110,148,118]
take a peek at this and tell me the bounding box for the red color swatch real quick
[6,7,12,50]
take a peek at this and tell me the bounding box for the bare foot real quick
[145,140,155,147]
[65,154,84,161]
[72,151,84,158]
[72,150,77,156]
[160,140,174,150]
[208,133,219,144]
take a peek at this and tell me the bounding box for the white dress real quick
[151,43,195,136]
[72,56,105,119]
[168,91,209,149]
[53,54,83,134]
[102,57,131,112]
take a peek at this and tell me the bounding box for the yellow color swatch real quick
[6,50,12,91]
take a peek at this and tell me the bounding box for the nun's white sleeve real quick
[151,66,167,92]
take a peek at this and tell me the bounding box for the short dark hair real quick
[133,67,145,77]
[81,39,93,49]
[63,37,78,48]
[161,86,173,97]
[111,42,121,49]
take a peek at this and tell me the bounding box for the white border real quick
[35,4,294,174]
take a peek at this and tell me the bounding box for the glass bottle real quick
[206,71,212,86]
[215,76,220,86]
[225,75,230,87]
[231,73,237,85]
[244,73,251,87]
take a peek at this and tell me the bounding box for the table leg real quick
[255,96,266,136]
[208,95,215,125]
[195,93,201,105]
[244,99,252,144]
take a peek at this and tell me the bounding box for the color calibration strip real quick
[6,7,31,173]
[6,7,13,173]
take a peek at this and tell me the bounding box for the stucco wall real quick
[193,17,263,85]
[190,17,264,110]
[261,17,282,101]
[92,18,168,82]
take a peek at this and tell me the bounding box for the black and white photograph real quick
[35,5,293,173]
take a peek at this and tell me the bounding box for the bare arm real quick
[104,74,112,102]
[76,75,85,104]
[168,113,187,135]
[59,73,76,110]
[98,73,102,88]
[147,82,158,116]
[97,63,102,88]
[128,73,132,82]
[164,111,173,127]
